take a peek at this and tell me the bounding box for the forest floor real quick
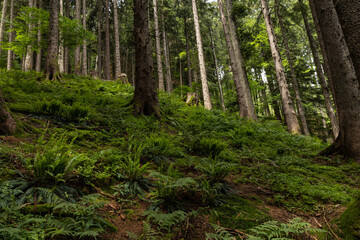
[0,71,359,239]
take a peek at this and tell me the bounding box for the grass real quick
[0,70,359,239]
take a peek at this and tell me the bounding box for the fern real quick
[143,209,188,232]
[206,224,235,240]
[247,218,326,239]
[128,222,160,240]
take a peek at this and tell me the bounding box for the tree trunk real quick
[276,0,308,135]
[185,18,192,88]
[74,0,81,75]
[82,0,87,75]
[131,54,135,86]
[45,0,60,81]
[153,0,164,90]
[113,0,122,80]
[24,0,34,72]
[191,0,212,110]
[104,0,111,79]
[313,0,360,161]
[6,0,13,70]
[300,0,339,138]
[333,0,360,82]
[0,89,15,135]
[209,25,225,112]
[0,0,8,62]
[35,0,43,72]
[133,0,160,116]
[97,0,102,78]
[58,0,64,73]
[161,13,172,92]
[225,0,257,120]
[63,0,70,73]
[260,0,300,134]
[265,68,282,121]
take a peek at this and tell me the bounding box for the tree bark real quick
[45,0,60,80]
[209,25,225,112]
[74,0,81,75]
[97,0,102,78]
[133,0,160,116]
[313,0,360,161]
[265,67,282,121]
[35,0,43,72]
[82,0,87,75]
[63,0,70,73]
[24,0,34,72]
[58,0,64,73]
[113,0,122,80]
[260,0,300,134]
[185,17,192,88]
[0,0,8,62]
[225,0,257,120]
[191,0,212,110]
[153,0,164,90]
[6,0,13,70]
[161,12,172,92]
[276,0,308,135]
[0,89,15,135]
[104,0,111,79]
[300,0,339,138]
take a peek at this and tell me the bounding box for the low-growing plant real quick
[192,138,227,159]
[206,224,235,240]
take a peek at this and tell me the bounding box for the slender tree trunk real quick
[131,54,135,86]
[104,0,111,79]
[266,69,282,121]
[153,0,164,90]
[35,0,43,72]
[74,0,81,75]
[191,0,212,110]
[260,0,300,134]
[113,0,122,80]
[58,0,64,73]
[64,0,70,73]
[6,0,13,70]
[276,0,308,135]
[314,0,360,161]
[125,48,128,75]
[133,0,160,116]
[45,0,60,80]
[225,0,257,120]
[209,25,225,112]
[97,0,102,78]
[24,0,34,71]
[185,18,192,88]
[0,0,8,62]
[161,13,172,92]
[82,0,87,75]
[300,0,339,138]
[179,59,183,96]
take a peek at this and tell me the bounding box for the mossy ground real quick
[0,70,359,239]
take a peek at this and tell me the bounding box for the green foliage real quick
[192,138,228,159]
[339,195,360,239]
[247,218,325,240]
[197,158,236,184]
[143,209,188,232]
[5,133,86,204]
[206,224,235,240]
[128,222,160,240]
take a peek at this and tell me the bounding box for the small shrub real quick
[192,138,227,159]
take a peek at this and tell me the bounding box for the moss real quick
[339,196,360,239]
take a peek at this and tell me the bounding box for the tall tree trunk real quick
[6,0,13,70]
[225,0,257,120]
[209,25,225,112]
[260,0,300,134]
[265,68,282,121]
[0,89,15,135]
[0,0,8,62]
[153,0,164,90]
[275,0,308,135]
[97,0,102,78]
[131,54,135,86]
[133,0,160,116]
[58,0,64,73]
[161,13,172,92]
[24,0,34,71]
[35,0,43,72]
[300,0,339,138]
[104,0,111,79]
[113,0,122,80]
[314,0,360,161]
[333,0,360,82]
[45,0,60,80]
[191,0,212,110]
[74,0,81,75]
[82,0,87,75]
[184,18,192,87]
[64,0,70,73]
